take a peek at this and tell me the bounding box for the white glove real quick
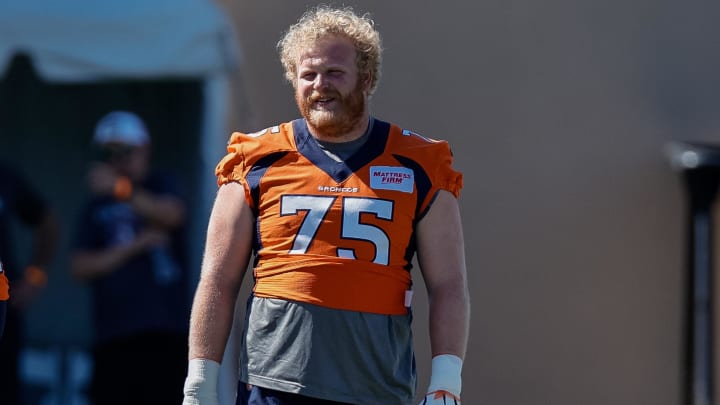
[182,358,220,405]
[418,354,462,405]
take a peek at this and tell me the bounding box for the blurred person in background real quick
[182,6,469,405]
[0,160,59,405]
[70,110,190,405]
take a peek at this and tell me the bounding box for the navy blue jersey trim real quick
[391,154,432,216]
[292,119,390,183]
[246,151,289,253]
[246,152,290,210]
[403,231,417,273]
[390,154,431,272]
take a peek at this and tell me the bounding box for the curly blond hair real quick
[277,5,383,95]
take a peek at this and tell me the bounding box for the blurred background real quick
[2,0,720,404]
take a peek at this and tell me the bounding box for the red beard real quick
[296,82,366,139]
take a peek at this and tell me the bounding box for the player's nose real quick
[313,74,331,90]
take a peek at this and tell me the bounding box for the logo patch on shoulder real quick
[370,166,414,193]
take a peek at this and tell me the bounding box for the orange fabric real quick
[253,257,411,315]
[216,120,463,314]
[0,270,8,301]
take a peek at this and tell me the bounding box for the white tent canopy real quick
[0,0,239,82]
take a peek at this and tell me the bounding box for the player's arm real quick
[416,190,470,403]
[69,229,167,281]
[11,179,59,308]
[13,168,59,273]
[184,182,254,405]
[10,209,59,309]
[128,187,186,229]
[88,163,186,229]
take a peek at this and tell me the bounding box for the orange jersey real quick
[0,261,8,301]
[216,119,463,315]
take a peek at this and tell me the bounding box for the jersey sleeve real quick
[416,140,463,216]
[390,126,463,215]
[431,141,463,198]
[215,127,294,209]
[215,132,257,209]
[216,132,249,185]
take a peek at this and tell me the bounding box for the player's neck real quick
[308,113,371,143]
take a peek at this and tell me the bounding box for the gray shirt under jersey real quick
[315,117,374,162]
[239,297,416,404]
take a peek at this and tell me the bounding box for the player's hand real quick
[182,394,217,405]
[418,354,463,405]
[182,359,220,405]
[419,390,461,404]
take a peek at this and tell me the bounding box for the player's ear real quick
[360,72,373,94]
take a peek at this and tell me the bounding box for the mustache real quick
[308,89,341,102]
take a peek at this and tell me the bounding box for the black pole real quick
[667,141,720,405]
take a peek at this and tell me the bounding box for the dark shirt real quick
[0,162,49,280]
[73,171,190,343]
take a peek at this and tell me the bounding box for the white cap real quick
[93,111,150,146]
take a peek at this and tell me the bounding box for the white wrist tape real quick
[183,358,220,405]
[426,354,463,397]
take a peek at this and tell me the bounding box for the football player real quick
[183,6,469,405]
